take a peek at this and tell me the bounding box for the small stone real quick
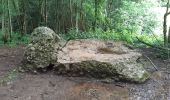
[30,47,35,51]
[80,72,84,75]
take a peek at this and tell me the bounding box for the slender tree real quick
[163,0,170,47]
[7,0,12,40]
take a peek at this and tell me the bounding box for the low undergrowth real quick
[0,32,30,47]
[0,29,167,58]
[60,29,163,47]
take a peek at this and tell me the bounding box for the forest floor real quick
[0,45,170,100]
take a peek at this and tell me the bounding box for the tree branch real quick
[143,55,158,71]
[166,0,170,13]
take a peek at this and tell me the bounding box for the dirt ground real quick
[0,45,170,100]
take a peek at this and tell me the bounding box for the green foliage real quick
[112,0,161,35]
[0,0,165,48]
[60,29,116,40]
[0,31,30,47]
[10,33,30,46]
[136,33,163,47]
[61,27,163,47]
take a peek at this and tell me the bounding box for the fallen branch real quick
[58,38,72,51]
[136,37,170,51]
[143,55,158,71]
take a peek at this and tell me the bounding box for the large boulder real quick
[56,39,150,83]
[21,27,150,83]
[22,27,60,71]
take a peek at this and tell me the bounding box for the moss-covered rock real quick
[22,27,60,71]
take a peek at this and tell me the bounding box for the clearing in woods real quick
[0,45,170,100]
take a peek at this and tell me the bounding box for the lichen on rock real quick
[22,27,60,71]
[22,29,150,83]
[56,39,150,83]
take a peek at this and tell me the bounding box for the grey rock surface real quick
[22,27,60,71]
[22,27,149,82]
[56,39,150,83]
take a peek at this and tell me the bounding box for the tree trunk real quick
[163,0,170,47]
[93,0,98,31]
[1,0,5,35]
[163,14,168,47]
[21,0,27,35]
[7,0,13,41]
[70,0,73,28]
[44,0,47,26]
[75,1,79,33]
[168,27,170,44]
[23,13,27,35]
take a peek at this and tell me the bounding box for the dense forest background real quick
[0,0,169,48]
